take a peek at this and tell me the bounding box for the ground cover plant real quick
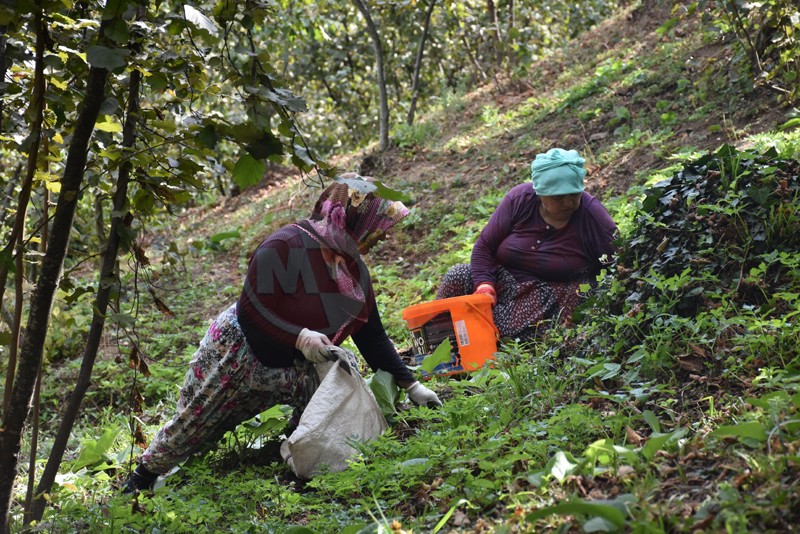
[3,1,800,532]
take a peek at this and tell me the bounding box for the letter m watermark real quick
[255,248,319,294]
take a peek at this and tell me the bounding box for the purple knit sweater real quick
[471,183,618,287]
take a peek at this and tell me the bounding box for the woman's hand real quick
[405,381,443,407]
[295,328,333,363]
[474,283,497,306]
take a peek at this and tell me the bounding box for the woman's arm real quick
[470,185,526,288]
[351,303,415,385]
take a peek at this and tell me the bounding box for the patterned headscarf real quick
[301,173,409,254]
[294,174,409,337]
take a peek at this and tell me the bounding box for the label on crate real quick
[454,319,469,346]
[410,328,427,356]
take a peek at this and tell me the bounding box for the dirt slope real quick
[169,0,790,288]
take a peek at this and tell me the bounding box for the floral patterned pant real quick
[141,304,318,474]
[437,264,585,341]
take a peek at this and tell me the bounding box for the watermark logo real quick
[241,231,371,338]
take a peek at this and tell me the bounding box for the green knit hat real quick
[530,148,586,196]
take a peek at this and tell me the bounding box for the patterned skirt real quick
[436,264,585,341]
[141,303,321,474]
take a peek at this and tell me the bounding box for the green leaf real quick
[95,119,122,133]
[209,230,241,244]
[421,339,452,373]
[184,5,218,36]
[367,369,399,417]
[584,516,618,532]
[526,500,625,529]
[292,144,316,171]
[583,439,620,466]
[246,131,283,159]
[109,312,136,328]
[711,421,768,443]
[642,410,661,433]
[335,176,377,195]
[72,440,102,472]
[283,528,318,534]
[374,180,410,202]
[584,495,637,532]
[265,87,307,112]
[86,45,129,70]
[341,525,370,534]
[232,154,264,189]
[745,391,790,410]
[213,0,237,22]
[641,429,686,460]
[0,249,13,273]
[0,5,17,25]
[778,117,800,131]
[548,451,578,482]
[103,0,129,20]
[242,405,291,437]
[197,124,218,149]
[116,224,137,251]
[0,331,12,345]
[104,17,129,43]
[72,427,121,472]
[148,72,169,92]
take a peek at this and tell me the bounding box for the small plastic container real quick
[401,294,499,377]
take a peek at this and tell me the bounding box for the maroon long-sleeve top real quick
[237,224,414,383]
[471,183,618,288]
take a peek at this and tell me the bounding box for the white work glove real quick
[406,381,443,407]
[295,328,332,363]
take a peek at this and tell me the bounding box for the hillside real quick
[19,1,800,532]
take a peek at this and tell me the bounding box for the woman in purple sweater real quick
[437,148,618,340]
[123,175,440,492]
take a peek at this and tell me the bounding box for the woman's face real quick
[539,193,582,219]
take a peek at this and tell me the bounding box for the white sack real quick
[280,359,388,479]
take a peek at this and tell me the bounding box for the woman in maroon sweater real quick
[124,175,440,492]
[437,148,618,340]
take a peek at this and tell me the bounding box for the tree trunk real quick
[461,33,488,81]
[94,192,106,249]
[0,27,8,126]
[0,50,109,534]
[485,0,503,80]
[486,0,501,43]
[406,0,438,126]
[29,65,142,526]
[21,370,40,525]
[23,134,50,525]
[0,171,19,231]
[0,5,46,419]
[352,0,390,151]
[6,229,24,421]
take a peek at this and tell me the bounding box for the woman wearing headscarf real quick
[437,148,618,340]
[124,174,441,492]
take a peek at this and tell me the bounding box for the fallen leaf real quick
[452,509,468,526]
[626,426,645,445]
[677,355,704,373]
[689,343,706,357]
[617,465,636,478]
